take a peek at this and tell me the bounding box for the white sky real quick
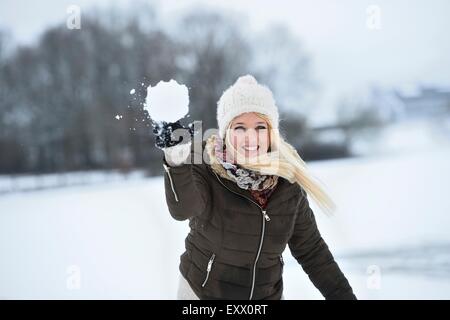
[1,0,449,124]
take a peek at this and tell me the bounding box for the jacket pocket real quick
[279,254,284,275]
[163,163,179,202]
[201,253,216,287]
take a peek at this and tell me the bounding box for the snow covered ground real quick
[0,170,147,194]
[350,116,450,157]
[1,145,449,299]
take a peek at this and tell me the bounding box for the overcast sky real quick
[1,0,449,124]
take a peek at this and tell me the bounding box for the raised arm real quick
[161,141,210,221]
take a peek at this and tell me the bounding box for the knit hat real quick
[216,74,279,139]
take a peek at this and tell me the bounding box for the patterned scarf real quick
[208,135,278,208]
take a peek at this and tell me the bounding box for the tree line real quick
[0,5,314,175]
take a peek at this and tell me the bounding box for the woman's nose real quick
[245,129,259,145]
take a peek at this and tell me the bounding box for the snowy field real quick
[0,170,148,194]
[1,145,450,299]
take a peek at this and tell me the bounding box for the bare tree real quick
[249,24,317,117]
[0,5,319,174]
[173,8,253,131]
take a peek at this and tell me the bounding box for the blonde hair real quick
[224,113,336,216]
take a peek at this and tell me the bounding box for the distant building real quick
[304,85,450,159]
[395,86,450,119]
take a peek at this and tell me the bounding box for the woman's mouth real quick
[243,146,259,151]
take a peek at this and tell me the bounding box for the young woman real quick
[158,75,356,300]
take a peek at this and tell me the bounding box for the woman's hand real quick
[152,120,195,149]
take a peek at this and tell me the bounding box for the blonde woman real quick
[153,75,356,300]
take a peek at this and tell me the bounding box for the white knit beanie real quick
[216,74,279,139]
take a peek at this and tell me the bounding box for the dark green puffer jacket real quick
[163,142,356,300]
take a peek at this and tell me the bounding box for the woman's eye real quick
[234,126,266,131]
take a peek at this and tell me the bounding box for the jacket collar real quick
[201,137,300,209]
[206,164,298,210]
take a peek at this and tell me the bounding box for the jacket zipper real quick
[212,171,270,300]
[163,163,179,202]
[201,253,216,287]
[279,254,284,266]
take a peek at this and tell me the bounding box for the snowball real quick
[144,79,189,123]
[130,89,135,95]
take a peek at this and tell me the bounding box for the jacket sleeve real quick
[162,142,210,221]
[288,189,357,300]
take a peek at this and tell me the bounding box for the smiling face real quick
[226,112,270,160]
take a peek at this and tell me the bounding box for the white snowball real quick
[144,79,189,123]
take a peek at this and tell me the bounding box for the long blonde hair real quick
[224,113,336,216]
